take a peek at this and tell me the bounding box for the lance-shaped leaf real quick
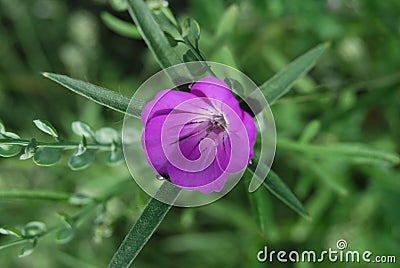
[247,163,309,219]
[278,139,400,165]
[259,42,329,105]
[42,73,143,118]
[101,12,141,39]
[126,0,181,69]
[108,182,181,268]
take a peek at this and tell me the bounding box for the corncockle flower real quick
[142,77,256,193]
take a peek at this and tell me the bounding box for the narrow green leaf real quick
[211,46,238,68]
[160,7,179,28]
[0,132,22,157]
[247,164,309,219]
[225,78,244,95]
[0,120,5,133]
[110,0,128,11]
[164,31,178,47]
[278,139,400,165]
[108,182,181,268]
[215,4,239,39]
[42,73,143,118]
[33,119,59,138]
[299,120,321,143]
[68,150,96,171]
[127,0,182,69]
[182,18,200,47]
[101,12,141,39]
[244,174,266,234]
[33,147,62,166]
[303,159,348,196]
[0,227,22,238]
[153,10,180,39]
[182,49,197,62]
[71,121,95,139]
[259,42,329,104]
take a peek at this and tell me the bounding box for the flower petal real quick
[142,114,169,175]
[190,77,242,116]
[167,158,228,193]
[141,90,197,124]
[241,111,257,160]
[159,99,217,172]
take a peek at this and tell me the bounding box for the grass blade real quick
[244,173,267,234]
[101,12,142,39]
[127,0,182,69]
[108,182,181,268]
[247,164,309,219]
[259,42,329,104]
[278,139,400,165]
[42,73,143,117]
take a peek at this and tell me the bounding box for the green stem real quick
[0,239,27,251]
[0,139,114,151]
[0,180,134,251]
[0,189,71,202]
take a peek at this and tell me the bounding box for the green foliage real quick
[0,131,22,157]
[42,73,136,116]
[126,0,182,69]
[1,0,400,267]
[101,12,141,39]
[109,182,180,268]
[33,148,62,166]
[259,43,329,105]
[247,164,309,219]
[0,119,124,170]
[33,119,59,139]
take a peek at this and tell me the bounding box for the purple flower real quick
[141,77,256,193]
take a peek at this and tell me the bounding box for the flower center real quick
[210,114,227,131]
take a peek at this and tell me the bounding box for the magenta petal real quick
[142,114,169,175]
[216,135,231,171]
[190,77,242,116]
[159,100,218,172]
[195,173,229,193]
[167,159,225,190]
[241,111,257,160]
[141,90,196,124]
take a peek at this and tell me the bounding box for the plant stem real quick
[0,180,134,251]
[0,139,114,151]
[0,189,71,202]
[0,239,27,251]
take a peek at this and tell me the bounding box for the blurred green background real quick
[1,0,399,267]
